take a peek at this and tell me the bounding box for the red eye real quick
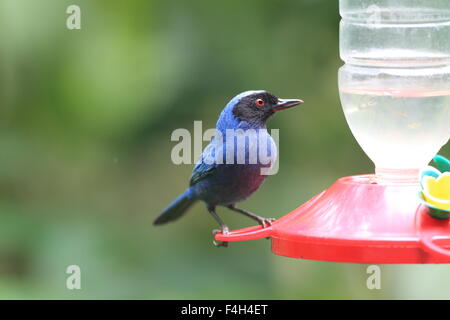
[255,98,265,107]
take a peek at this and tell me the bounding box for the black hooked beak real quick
[273,98,304,111]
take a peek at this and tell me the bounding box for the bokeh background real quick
[1,0,450,299]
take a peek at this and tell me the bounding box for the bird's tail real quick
[153,190,197,225]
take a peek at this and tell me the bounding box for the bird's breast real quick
[219,128,277,167]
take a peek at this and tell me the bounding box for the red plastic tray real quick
[215,175,450,263]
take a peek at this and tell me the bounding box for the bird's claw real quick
[213,240,229,247]
[257,217,275,228]
[255,218,275,239]
[212,227,229,248]
[212,227,229,235]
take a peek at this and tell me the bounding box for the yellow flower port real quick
[422,172,450,211]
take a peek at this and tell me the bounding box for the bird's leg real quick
[207,206,229,248]
[227,204,275,228]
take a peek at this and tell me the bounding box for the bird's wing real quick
[189,161,217,186]
[189,141,219,186]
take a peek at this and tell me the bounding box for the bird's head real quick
[231,90,303,125]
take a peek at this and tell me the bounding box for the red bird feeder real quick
[215,1,450,263]
[215,175,450,263]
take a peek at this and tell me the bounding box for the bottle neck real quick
[375,167,420,185]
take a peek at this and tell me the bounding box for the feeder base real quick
[215,175,450,263]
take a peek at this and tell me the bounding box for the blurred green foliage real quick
[0,0,449,299]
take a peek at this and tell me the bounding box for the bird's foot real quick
[213,240,228,247]
[253,217,275,240]
[212,226,229,235]
[255,217,276,228]
[212,227,229,248]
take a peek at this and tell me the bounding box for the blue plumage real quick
[154,90,303,246]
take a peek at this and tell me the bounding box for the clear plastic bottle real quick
[339,0,450,184]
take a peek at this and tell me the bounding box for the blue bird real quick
[154,90,303,246]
